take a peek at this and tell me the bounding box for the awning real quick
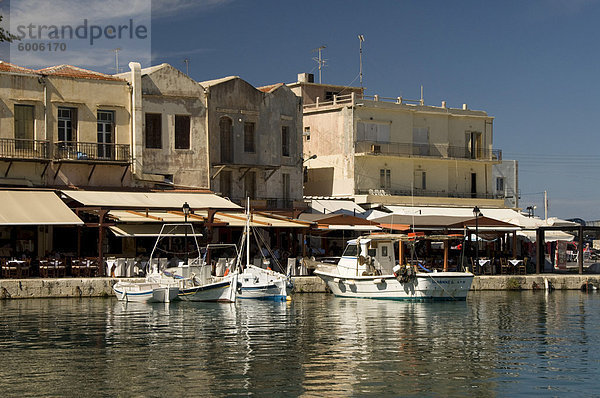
[109,224,203,237]
[316,224,381,231]
[517,230,575,242]
[61,190,241,210]
[0,190,83,225]
[107,210,311,228]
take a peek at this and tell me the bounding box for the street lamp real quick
[182,202,190,264]
[473,206,482,269]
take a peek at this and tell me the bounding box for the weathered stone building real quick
[118,62,209,188]
[200,76,303,209]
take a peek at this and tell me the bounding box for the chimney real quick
[298,73,314,83]
[129,62,143,177]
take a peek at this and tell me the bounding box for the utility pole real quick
[358,35,365,89]
[312,45,326,84]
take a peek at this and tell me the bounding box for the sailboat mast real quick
[246,197,250,268]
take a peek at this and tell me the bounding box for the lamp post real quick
[182,202,190,264]
[473,206,482,270]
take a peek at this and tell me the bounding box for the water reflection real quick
[1,292,600,396]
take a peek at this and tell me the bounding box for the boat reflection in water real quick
[2,292,600,396]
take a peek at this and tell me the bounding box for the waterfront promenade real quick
[0,275,599,299]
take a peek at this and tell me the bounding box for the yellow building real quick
[289,75,504,209]
[0,61,132,188]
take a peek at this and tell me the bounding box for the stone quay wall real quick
[0,275,598,299]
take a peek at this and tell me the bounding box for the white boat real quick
[112,272,180,303]
[113,223,239,303]
[314,234,474,301]
[233,199,290,301]
[166,262,239,303]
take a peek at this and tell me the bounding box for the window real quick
[414,170,426,190]
[14,104,34,150]
[357,122,390,142]
[380,169,391,189]
[496,177,505,192]
[175,115,190,149]
[97,110,114,159]
[281,126,290,156]
[467,132,482,159]
[220,170,232,198]
[219,117,233,163]
[325,91,340,101]
[304,126,311,141]
[282,173,290,200]
[412,127,429,156]
[342,244,358,257]
[244,171,256,199]
[382,246,388,257]
[58,107,77,143]
[145,113,162,149]
[244,122,255,153]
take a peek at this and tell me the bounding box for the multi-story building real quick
[200,76,303,210]
[288,73,504,208]
[119,62,209,188]
[0,61,132,188]
[492,160,519,209]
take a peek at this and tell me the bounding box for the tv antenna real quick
[113,48,122,73]
[183,58,190,75]
[312,45,327,83]
[358,35,365,89]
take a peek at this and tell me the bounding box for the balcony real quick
[357,188,505,200]
[0,138,50,161]
[54,141,130,163]
[355,141,502,162]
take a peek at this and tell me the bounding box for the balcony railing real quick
[355,141,502,161]
[357,188,505,200]
[54,141,130,162]
[0,138,50,160]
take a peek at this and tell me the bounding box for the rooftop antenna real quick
[312,45,327,83]
[113,48,121,73]
[358,35,365,89]
[420,85,424,105]
[183,58,190,76]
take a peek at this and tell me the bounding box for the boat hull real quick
[113,283,179,303]
[314,270,473,301]
[178,274,238,302]
[238,265,289,301]
[238,280,288,301]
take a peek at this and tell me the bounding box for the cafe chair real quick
[500,258,510,275]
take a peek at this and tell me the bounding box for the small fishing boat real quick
[234,199,290,301]
[112,272,180,303]
[314,234,474,301]
[113,223,239,303]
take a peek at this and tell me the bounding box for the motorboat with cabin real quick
[314,234,474,300]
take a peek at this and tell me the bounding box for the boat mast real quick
[246,197,250,268]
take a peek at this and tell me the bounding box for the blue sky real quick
[148,0,600,220]
[6,0,599,220]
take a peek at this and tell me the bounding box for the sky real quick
[5,0,600,220]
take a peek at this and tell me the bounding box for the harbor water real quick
[1,291,600,396]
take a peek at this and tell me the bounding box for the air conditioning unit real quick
[371,144,381,153]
